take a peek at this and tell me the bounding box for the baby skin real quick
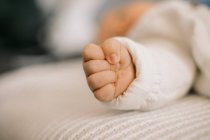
[83,38,135,101]
[83,3,153,102]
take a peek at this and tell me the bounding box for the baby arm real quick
[83,36,195,110]
[82,1,201,110]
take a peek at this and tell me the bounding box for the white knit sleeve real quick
[192,6,210,97]
[102,37,195,110]
[129,1,210,98]
[101,1,210,110]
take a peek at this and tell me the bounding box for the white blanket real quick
[0,60,210,140]
[104,1,210,110]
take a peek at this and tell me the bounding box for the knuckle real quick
[82,63,89,76]
[82,44,105,61]
[82,62,88,70]
[83,44,97,56]
[87,75,97,89]
[93,84,115,102]
[84,61,96,73]
[82,44,92,57]
[102,38,121,55]
[88,61,96,70]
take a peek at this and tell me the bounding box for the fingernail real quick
[106,56,112,64]
[110,53,119,64]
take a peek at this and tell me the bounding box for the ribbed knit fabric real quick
[0,60,210,140]
[32,95,210,140]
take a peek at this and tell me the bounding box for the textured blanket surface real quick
[0,60,210,140]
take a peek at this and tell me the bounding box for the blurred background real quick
[0,0,132,73]
[0,0,45,73]
[0,0,167,74]
[0,0,209,74]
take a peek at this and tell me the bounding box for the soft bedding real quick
[0,59,210,140]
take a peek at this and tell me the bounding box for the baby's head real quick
[97,2,153,43]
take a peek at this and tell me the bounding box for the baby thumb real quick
[101,38,121,65]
